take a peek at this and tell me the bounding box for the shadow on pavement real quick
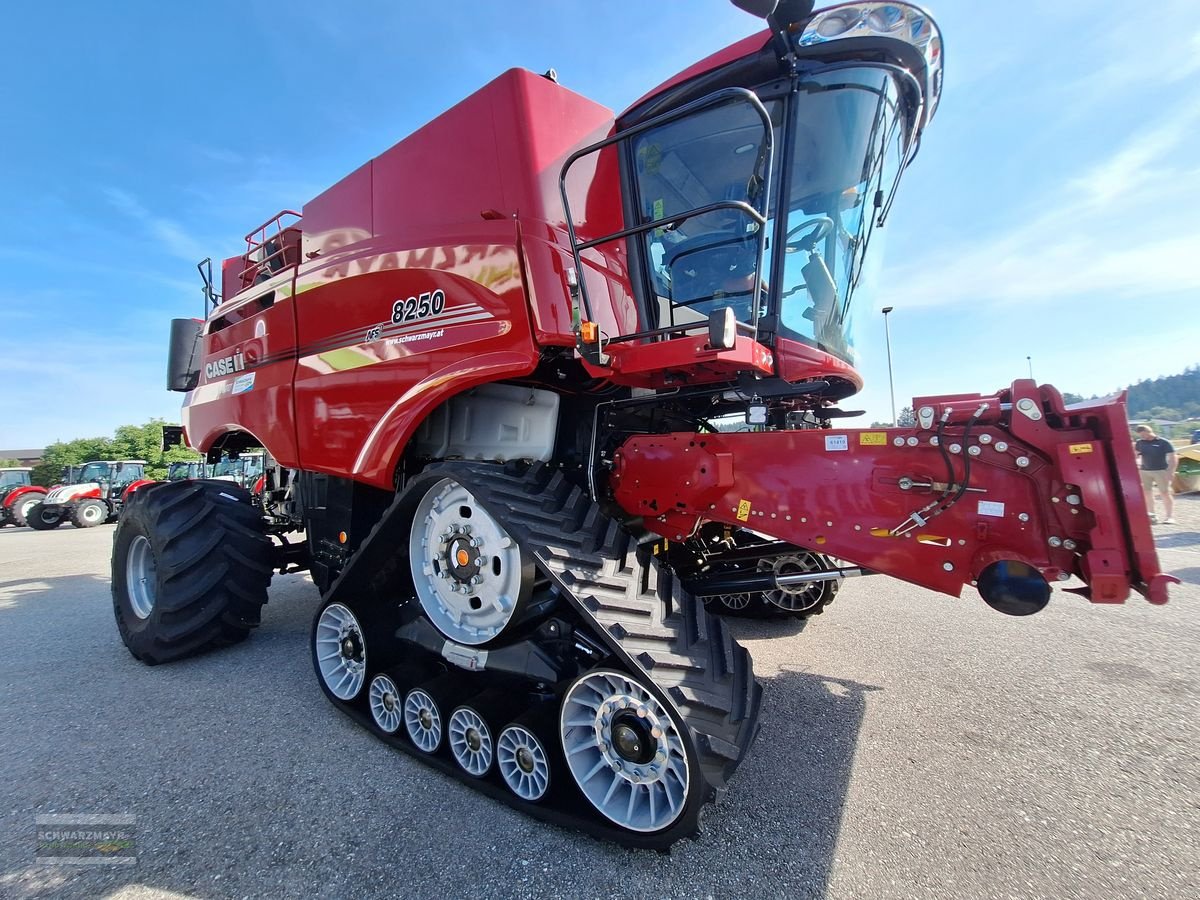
[1168,566,1200,585]
[1154,530,1200,550]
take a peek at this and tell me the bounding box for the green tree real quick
[30,420,197,485]
[896,406,916,427]
[0,458,22,468]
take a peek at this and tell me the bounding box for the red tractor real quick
[29,460,153,529]
[0,467,47,528]
[112,1,1175,848]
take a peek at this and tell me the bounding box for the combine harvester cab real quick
[114,0,1174,849]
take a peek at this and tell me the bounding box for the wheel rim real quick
[125,534,157,619]
[315,603,367,700]
[404,688,443,753]
[409,478,526,646]
[498,725,550,801]
[18,497,38,520]
[761,553,829,612]
[448,706,493,776]
[82,503,103,524]
[369,675,403,734]
[560,669,690,833]
[715,592,752,611]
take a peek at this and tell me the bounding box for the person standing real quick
[1134,425,1177,524]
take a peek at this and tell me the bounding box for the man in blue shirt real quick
[1135,425,1177,524]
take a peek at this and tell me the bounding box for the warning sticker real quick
[978,500,1006,518]
[736,499,751,522]
[824,434,849,452]
[1068,443,1094,454]
[860,432,887,446]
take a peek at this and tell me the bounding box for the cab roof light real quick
[794,2,943,120]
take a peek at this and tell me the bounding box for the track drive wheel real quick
[408,475,533,646]
[26,503,64,530]
[71,499,108,528]
[111,481,272,664]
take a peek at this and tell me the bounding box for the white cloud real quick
[102,186,208,262]
[879,100,1200,311]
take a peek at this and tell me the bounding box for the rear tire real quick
[112,480,273,664]
[11,494,45,528]
[26,503,64,530]
[71,499,108,528]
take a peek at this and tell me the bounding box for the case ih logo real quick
[205,351,246,380]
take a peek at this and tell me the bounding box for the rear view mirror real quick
[167,318,203,392]
[708,307,737,350]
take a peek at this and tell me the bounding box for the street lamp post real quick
[882,306,896,425]
[1026,356,1034,380]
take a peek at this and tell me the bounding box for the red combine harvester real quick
[113,1,1175,848]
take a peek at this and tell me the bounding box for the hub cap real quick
[498,725,550,801]
[448,706,493,776]
[125,534,157,620]
[410,479,526,645]
[81,502,103,524]
[314,603,367,700]
[369,674,402,734]
[560,670,690,833]
[403,688,442,753]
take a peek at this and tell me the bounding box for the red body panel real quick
[186,69,622,488]
[612,382,1175,605]
[3,485,46,509]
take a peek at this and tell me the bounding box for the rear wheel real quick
[112,481,273,664]
[11,494,45,528]
[70,499,108,528]
[26,503,64,530]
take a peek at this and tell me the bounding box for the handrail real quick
[559,87,774,346]
[238,209,303,288]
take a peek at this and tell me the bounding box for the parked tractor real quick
[167,461,210,481]
[29,460,152,529]
[112,0,1175,848]
[0,467,46,528]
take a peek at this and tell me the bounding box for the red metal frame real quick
[612,381,1175,606]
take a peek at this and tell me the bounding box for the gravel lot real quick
[1,501,1197,900]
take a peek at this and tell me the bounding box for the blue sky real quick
[1,0,1197,448]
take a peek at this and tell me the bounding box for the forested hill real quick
[1124,366,1200,419]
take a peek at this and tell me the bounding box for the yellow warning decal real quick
[1068,442,1094,454]
[736,499,751,522]
[860,432,887,446]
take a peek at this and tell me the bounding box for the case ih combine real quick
[0,468,44,528]
[112,0,1174,848]
[30,460,152,529]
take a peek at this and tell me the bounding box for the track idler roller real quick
[402,672,460,754]
[497,712,554,802]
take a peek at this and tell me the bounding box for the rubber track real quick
[456,463,762,798]
[321,461,761,847]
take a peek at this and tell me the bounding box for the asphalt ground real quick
[0,502,1197,900]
